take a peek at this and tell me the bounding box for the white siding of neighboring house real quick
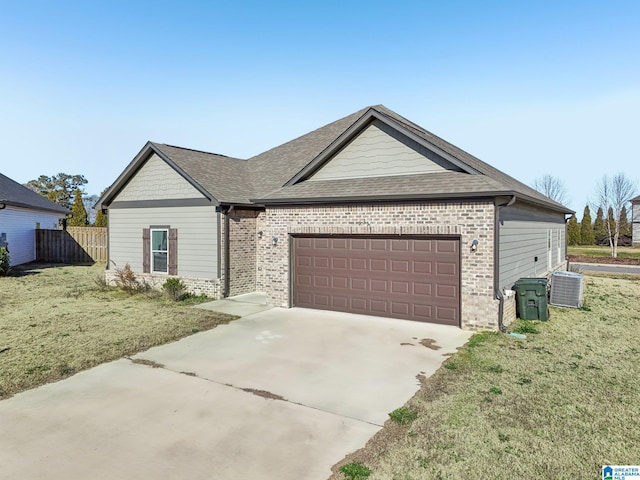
[633,201,640,246]
[0,206,64,266]
[108,206,219,278]
[309,119,459,181]
[116,153,203,201]
[498,203,567,290]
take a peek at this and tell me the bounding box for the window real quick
[143,227,177,275]
[151,229,168,273]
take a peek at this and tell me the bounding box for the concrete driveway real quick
[0,306,472,480]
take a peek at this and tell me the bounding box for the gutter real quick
[222,205,234,298]
[495,195,517,332]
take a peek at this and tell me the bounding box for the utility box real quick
[515,277,549,321]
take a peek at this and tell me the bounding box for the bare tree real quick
[593,173,637,257]
[533,174,569,205]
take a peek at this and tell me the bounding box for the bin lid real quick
[515,277,548,285]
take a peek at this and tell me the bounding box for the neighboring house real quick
[0,173,69,266]
[633,195,640,246]
[98,105,572,330]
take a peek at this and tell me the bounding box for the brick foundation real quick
[105,270,221,298]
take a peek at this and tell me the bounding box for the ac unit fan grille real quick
[550,272,584,308]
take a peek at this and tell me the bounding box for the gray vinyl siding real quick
[117,153,203,201]
[109,206,219,278]
[498,203,566,290]
[309,119,461,181]
[0,206,64,266]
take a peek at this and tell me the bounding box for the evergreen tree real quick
[68,189,88,226]
[579,205,594,245]
[619,205,631,236]
[94,208,107,227]
[593,207,606,242]
[567,215,581,246]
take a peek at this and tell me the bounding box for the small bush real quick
[339,462,371,480]
[389,407,418,425]
[112,263,149,294]
[163,277,187,301]
[514,321,540,334]
[0,247,10,276]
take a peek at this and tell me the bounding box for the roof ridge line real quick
[161,143,233,158]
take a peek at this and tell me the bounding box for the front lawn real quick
[0,263,235,399]
[331,275,640,479]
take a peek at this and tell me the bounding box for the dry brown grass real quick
[0,263,235,399]
[331,275,640,479]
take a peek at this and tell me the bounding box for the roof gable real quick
[308,118,462,182]
[0,173,69,214]
[116,153,206,202]
[283,107,479,188]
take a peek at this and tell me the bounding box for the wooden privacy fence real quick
[36,227,107,263]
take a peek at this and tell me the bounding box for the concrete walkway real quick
[195,291,273,316]
[0,307,472,480]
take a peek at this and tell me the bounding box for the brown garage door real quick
[293,236,460,326]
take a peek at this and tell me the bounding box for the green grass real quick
[330,275,640,479]
[0,263,236,399]
[568,244,640,259]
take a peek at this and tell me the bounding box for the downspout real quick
[222,205,234,298]
[495,195,516,332]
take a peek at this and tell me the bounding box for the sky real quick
[1,0,639,214]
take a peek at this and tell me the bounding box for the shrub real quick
[388,407,418,425]
[163,277,187,301]
[0,247,10,276]
[112,263,149,294]
[339,462,371,480]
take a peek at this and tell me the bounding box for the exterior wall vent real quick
[550,271,584,308]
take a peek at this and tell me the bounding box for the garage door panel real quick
[371,279,388,292]
[436,262,457,276]
[370,299,389,314]
[294,236,459,326]
[391,281,409,294]
[391,260,409,273]
[390,302,410,316]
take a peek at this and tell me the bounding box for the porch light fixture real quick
[257,230,263,238]
[471,239,479,252]
[272,236,278,246]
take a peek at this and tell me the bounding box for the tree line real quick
[25,173,106,227]
[534,172,637,258]
[566,205,632,246]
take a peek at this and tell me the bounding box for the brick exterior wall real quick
[220,208,259,296]
[105,270,221,297]
[259,201,500,330]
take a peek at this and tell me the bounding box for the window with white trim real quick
[151,229,168,273]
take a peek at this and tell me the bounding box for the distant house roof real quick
[0,173,69,214]
[631,195,640,203]
[99,105,573,214]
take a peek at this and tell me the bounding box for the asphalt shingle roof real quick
[0,173,69,214]
[152,144,253,205]
[104,105,572,213]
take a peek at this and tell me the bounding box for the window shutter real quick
[168,228,178,275]
[142,228,150,273]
